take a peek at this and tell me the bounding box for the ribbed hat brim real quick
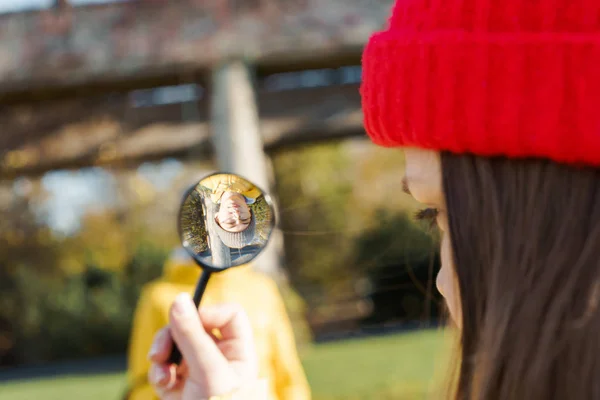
[361,30,600,166]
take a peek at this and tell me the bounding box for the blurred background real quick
[0,1,451,399]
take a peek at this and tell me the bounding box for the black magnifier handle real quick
[167,270,212,365]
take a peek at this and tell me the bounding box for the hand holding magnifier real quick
[167,172,276,365]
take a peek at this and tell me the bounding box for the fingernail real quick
[150,365,166,385]
[172,292,195,318]
[147,330,164,360]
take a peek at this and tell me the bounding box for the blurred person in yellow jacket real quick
[126,247,311,400]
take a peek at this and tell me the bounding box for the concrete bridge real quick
[0,0,391,98]
[0,0,393,178]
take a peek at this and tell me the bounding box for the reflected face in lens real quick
[216,191,252,233]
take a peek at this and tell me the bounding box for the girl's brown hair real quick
[441,152,600,399]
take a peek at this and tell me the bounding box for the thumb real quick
[169,293,239,395]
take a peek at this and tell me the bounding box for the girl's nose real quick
[229,208,241,219]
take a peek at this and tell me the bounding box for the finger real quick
[148,327,173,363]
[152,366,183,400]
[176,360,189,380]
[149,363,175,388]
[199,304,258,379]
[198,304,252,342]
[167,364,184,391]
[169,293,231,377]
[199,304,256,360]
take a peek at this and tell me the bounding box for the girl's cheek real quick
[438,233,461,327]
[436,210,449,232]
[437,239,452,299]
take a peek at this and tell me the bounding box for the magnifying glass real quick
[167,172,276,364]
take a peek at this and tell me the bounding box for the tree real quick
[273,142,358,305]
[352,209,443,326]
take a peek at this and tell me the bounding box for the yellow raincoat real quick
[199,173,262,204]
[126,252,311,400]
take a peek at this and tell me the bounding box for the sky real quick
[36,159,183,235]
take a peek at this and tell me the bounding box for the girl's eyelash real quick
[414,208,439,222]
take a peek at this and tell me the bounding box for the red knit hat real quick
[360,0,600,166]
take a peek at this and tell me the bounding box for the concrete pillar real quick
[210,60,283,279]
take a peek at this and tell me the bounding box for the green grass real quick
[302,329,452,400]
[0,373,127,400]
[0,329,452,400]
